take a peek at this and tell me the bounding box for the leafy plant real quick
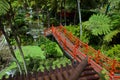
[66,25,79,36]
[0,62,17,79]
[110,14,120,29]
[38,36,63,58]
[106,44,120,61]
[100,68,110,80]
[104,30,120,42]
[37,57,71,71]
[66,25,89,43]
[83,14,111,36]
[0,0,10,16]
[45,42,63,58]
[15,46,46,62]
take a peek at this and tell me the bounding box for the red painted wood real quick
[44,25,120,79]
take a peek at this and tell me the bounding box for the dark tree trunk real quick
[105,2,111,15]
[60,0,63,24]
[8,1,28,74]
[47,10,50,28]
[74,2,77,25]
[74,11,77,25]
[0,22,22,74]
[64,0,66,26]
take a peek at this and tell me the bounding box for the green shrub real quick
[106,44,120,61]
[38,36,63,58]
[100,69,110,80]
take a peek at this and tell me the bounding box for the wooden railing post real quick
[59,25,62,31]
[73,46,77,59]
[54,28,57,37]
[109,72,114,80]
[57,33,61,42]
[51,26,54,33]
[111,60,116,73]
[64,29,66,34]
[88,56,91,64]
[63,39,67,50]
[84,44,88,55]
[69,32,72,39]
[95,50,100,64]
[75,39,79,48]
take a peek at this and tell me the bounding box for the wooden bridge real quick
[1,25,120,80]
[44,25,120,80]
[2,58,100,80]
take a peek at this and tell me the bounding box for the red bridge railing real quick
[44,25,120,79]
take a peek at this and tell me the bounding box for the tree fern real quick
[111,14,120,29]
[0,0,10,16]
[83,14,111,36]
[104,30,120,42]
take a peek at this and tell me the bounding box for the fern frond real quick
[111,14,120,29]
[83,14,111,36]
[0,0,10,16]
[106,44,120,61]
[104,30,120,42]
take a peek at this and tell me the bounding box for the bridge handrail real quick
[44,27,52,36]
[57,25,120,74]
[44,25,120,79]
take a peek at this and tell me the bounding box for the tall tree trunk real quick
[60,0,63,24]
[105,2,111,15]
[74,1,77,25]
[77,0,82,37]
[0,22,22,74]
[64,0,66,26]
[42,10,44,27]
[47,10,50,28]
[74,11,77,25]
[8,1,28,74]
[10,24,28,74]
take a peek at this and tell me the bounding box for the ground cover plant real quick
[0,36,71,79]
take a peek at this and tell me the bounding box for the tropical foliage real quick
[104,30,120,42]
[38,36,63,58]
[106,45,120,61]
[83,14,111,36]
[0,0,120,79]
[0,0,10,16]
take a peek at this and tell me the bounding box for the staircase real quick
[2,58,100,80]
[44,25,120,79]
[79,63,99,80]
